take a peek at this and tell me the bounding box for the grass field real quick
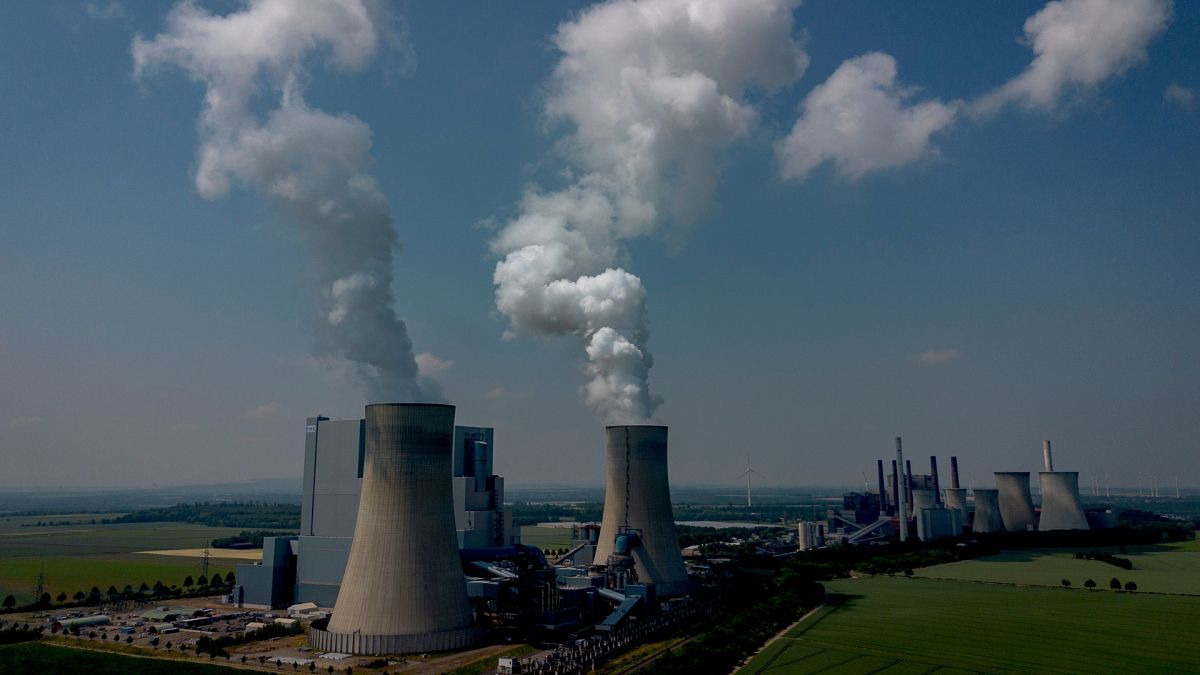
[916,543,1200,595]
[739,576,1200,674]
[520,525,573,551]
[0,642,240,674]
[0,518,247,605]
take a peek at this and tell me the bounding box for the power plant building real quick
[236,414,517,609]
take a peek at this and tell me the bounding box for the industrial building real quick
[236,414,517,610]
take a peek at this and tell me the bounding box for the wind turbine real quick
[736,452,764,508]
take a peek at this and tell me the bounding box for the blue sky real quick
[1,1,1197,489]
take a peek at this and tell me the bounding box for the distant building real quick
[235,417,517,609]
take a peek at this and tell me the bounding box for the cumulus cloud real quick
[973,0,1172,116]
[243,401,284,420]
[134,1,434,403]
[9,416,44,429]
[776,52,958,181]
[919,348,963,366]
[492,0,807,423]
[1163,82,1195,111]
[86,1,127,21]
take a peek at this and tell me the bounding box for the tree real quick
[89,586,101,596]
[2,595,15,608]
[1061,579,1071,588]
[183,576,194,588]
[56,592,67,602]
[1124,580,1138,591]
[225,572,236,584]
[1110,578,1122,590]
[1084,578,1096,589]
[197,575,208,587]
[106,585,119,597]
[73,591,85,601]
[39,592,51,606]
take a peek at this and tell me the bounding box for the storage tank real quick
[313,404,482,654]
[595,425,690,596]
[995,472,1036,532]
[971,488,1003,533]
[943,488,968,529]
[1038,472,1090,531]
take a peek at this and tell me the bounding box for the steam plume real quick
[491,0,806,423]
[134,0,430,402]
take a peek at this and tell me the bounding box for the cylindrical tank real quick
[797,521,812,551]
[317,404,481,654]
[1038,472,1090,531]
[971,488,1003,533]
[911,488,938,518]
[595,425,690,596]
[943,488,968,529]
[995,472,1036,532]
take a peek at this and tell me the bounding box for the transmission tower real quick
[35,562,46,604]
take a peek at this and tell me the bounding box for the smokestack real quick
[876,460,888,516]
[951,456,960,489]
[1043,440,1054,472]
[890,459,899,515]
[930,456,941,504]
[905,459,914,510]
[595,426,690,596]
[896,437,909,541]
[316,404,481,654]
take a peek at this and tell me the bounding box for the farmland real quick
[0,515,245,605]
[739,575,1200,674]
[0,642,240,675]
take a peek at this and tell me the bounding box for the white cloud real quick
[85,1,127,21]
[973,0,1172,116]
[777,52,958,181]
[1164,82,1195,111]
[9,416,43,429]
[484,387,508,401]
[919,348,964,366]
[414,352,454,376]
[243,402,284,420]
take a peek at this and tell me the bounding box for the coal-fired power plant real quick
[1038,440,1090,531]
[312,404,483,654]
[995,472,1036,532]
[971,488,1004,533]
[595,425,691,596]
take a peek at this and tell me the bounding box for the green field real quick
[520,525,573,551]
[0,517,246,605]
[0,642,240,674]
[739,576,1200,674]
[916,543,1200,595]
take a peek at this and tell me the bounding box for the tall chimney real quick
[950,456,960,489]
[876,459,888,516]
[930,456,941,504]
[890,459,899,516]
[896,437,909,541]
[1043,439,1054,472]
[905,459,914,510]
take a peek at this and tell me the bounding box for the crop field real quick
[738,576,1200,674]
[520,525,573,551]
[0,642,240,674]
[0,517,244,605]
[916,543,1200,595]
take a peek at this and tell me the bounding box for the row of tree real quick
[1,572,236,611]
[1061,578,1138,591]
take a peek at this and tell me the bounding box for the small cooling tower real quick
[943,488,969,529]
[971,488,1003,533]
[1038,472,1090,531]
[312,404,482,654]
[595,425,690,596]
[995,472,1036,532]
[911,488,938,518]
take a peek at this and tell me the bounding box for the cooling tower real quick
[595,425,690,596]
[943,488,968,529]
[995,472,1036,532]
[971,488,1003,533]
[912,488,938,518]
[1038,472,1090,531]
[312,404,482,654]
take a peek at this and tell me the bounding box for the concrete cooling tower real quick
[595,425,691,596]
[911,488,938,517]
[311,404,482,654]
[995,472,1036,532]
[1038,472,1090,531]
[943,488,968,528]
[971,488,1003,533]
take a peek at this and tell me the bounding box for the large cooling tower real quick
[911,488,938,518]
[995,472,1036,532]
[1038,472,1090,531]
[595,425,690,596]
[971,488,1003,533]
[943,488,968,528]
[312,404,482,654]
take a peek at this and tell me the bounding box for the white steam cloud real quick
[134,0,432,402]
[973,0,1172,116]
[491,0,807,423]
